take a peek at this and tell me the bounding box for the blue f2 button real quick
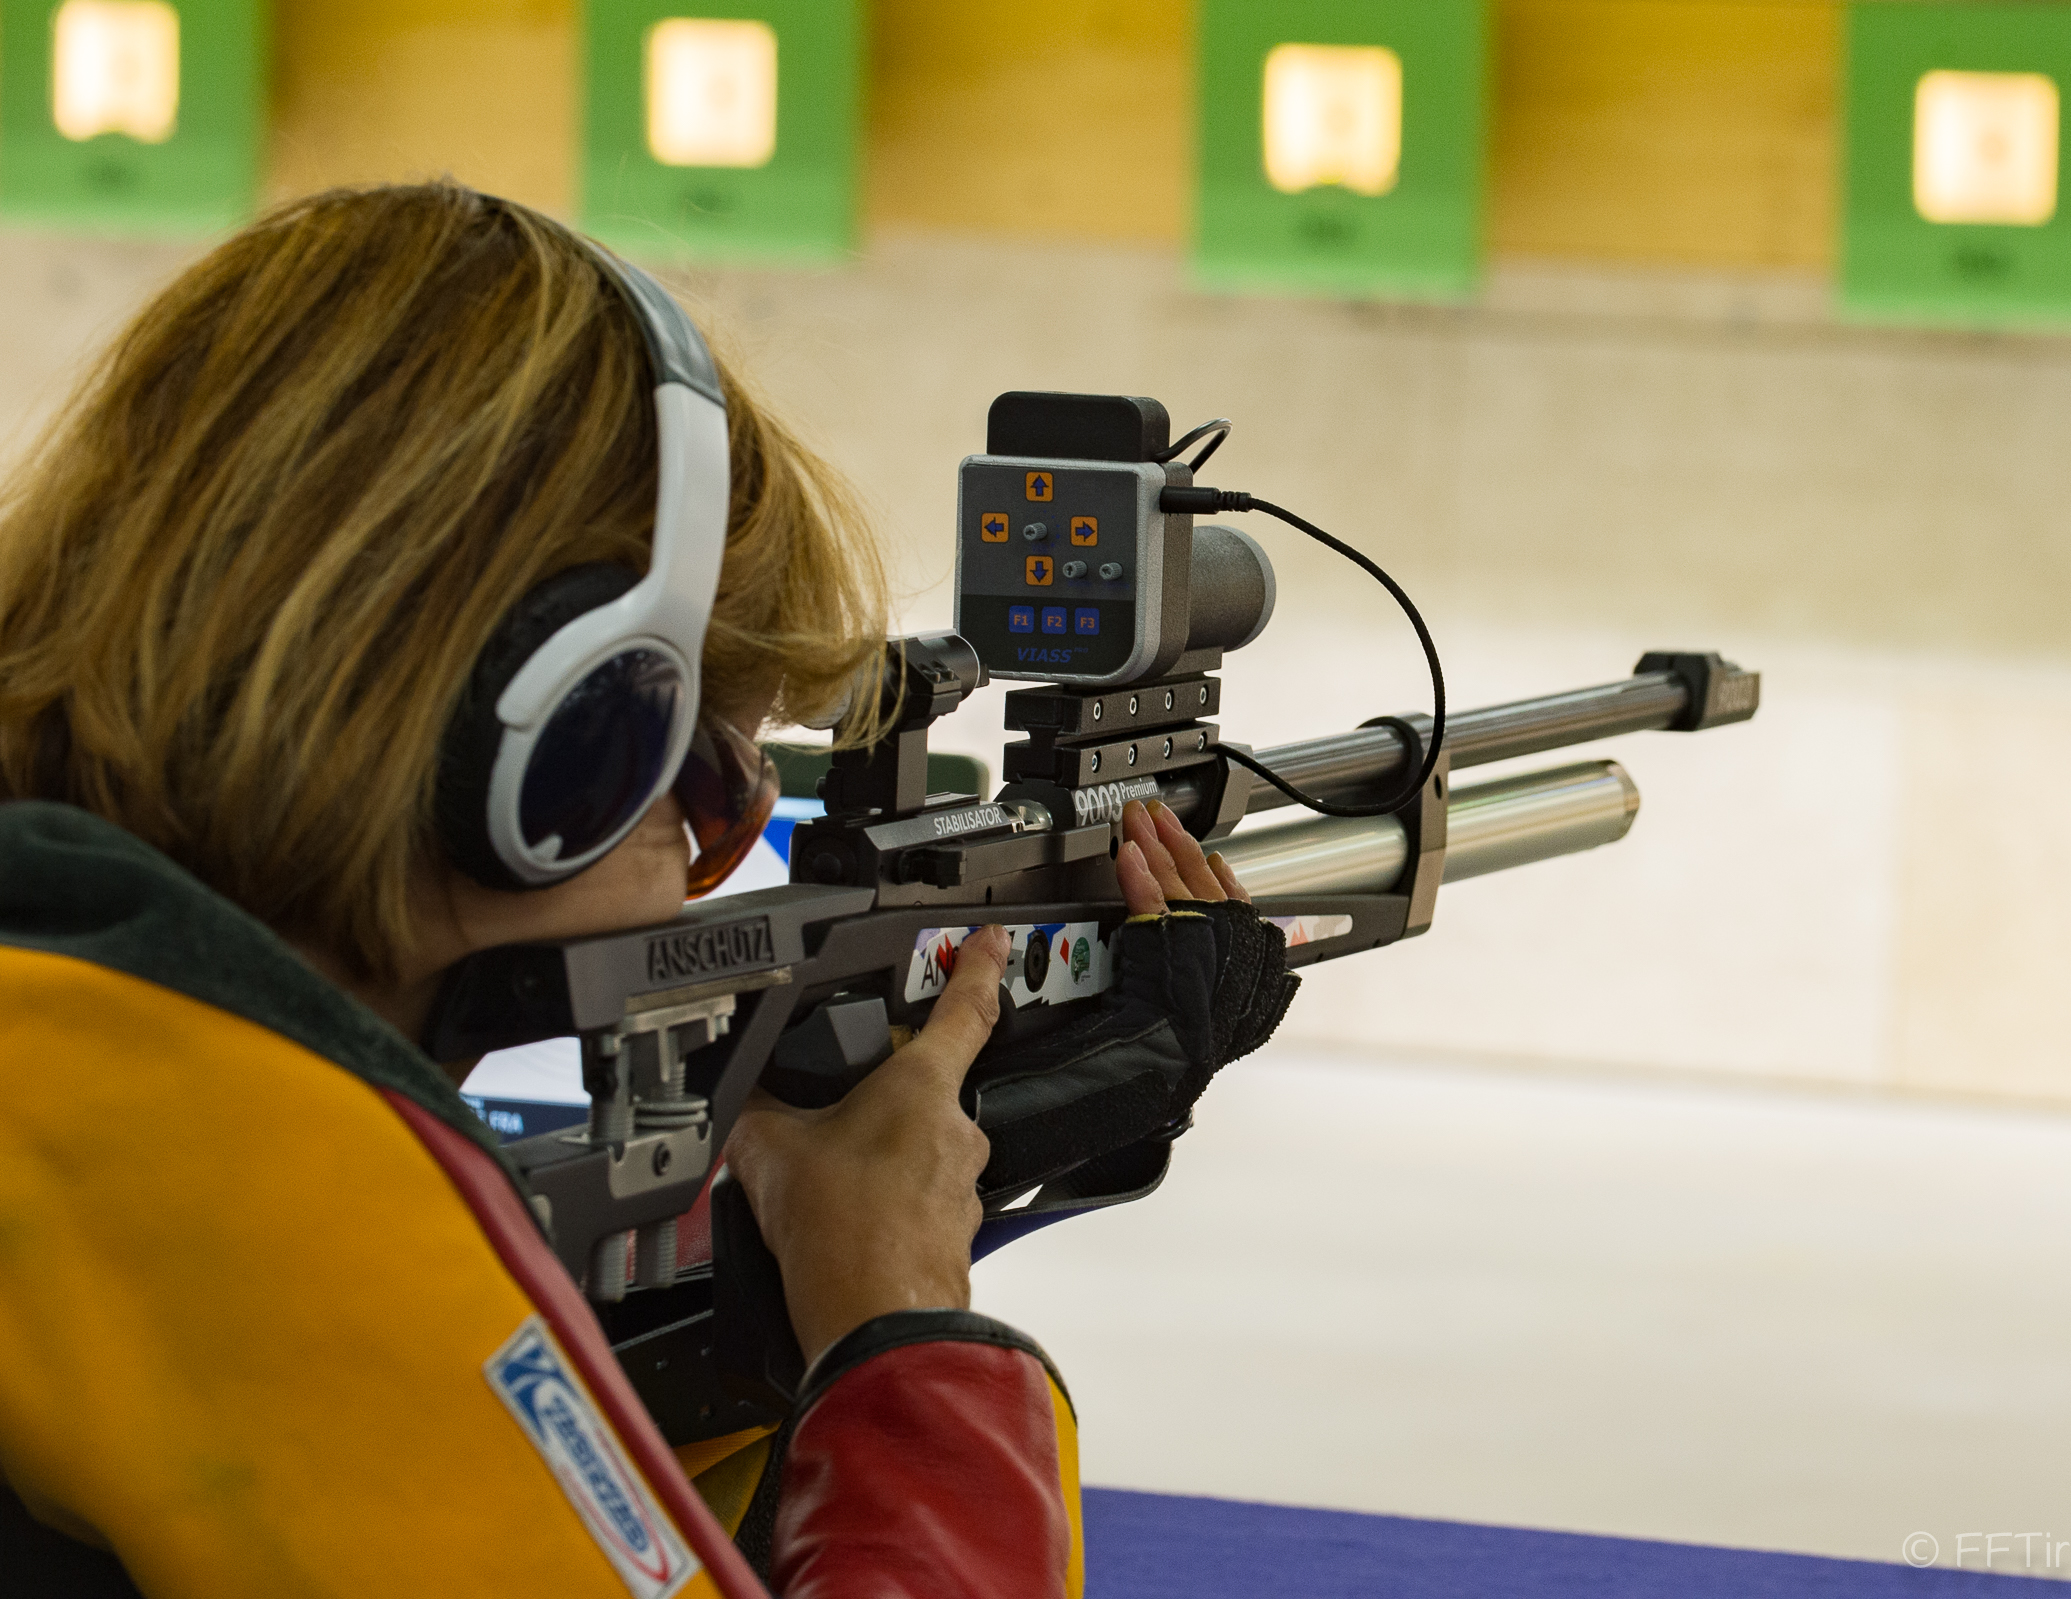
[1040,606,1068,635]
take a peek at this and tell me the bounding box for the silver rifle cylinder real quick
[1212,760,1640,897]
[1157,671,1699,825]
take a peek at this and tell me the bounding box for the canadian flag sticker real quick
[486,1316,698,1598]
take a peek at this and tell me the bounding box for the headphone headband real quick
[595,251,726,406]
[436,234,733,891]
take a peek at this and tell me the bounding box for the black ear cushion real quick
[435,563,642,891]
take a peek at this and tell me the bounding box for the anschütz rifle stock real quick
[421,391,1761,1445]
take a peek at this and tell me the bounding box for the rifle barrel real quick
[1231,670,1688,817]
[1215,760,1639,897]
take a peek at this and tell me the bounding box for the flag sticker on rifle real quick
[485,1316,697,1598]
[905,922,1116,1007]
[1265,913,1355,948]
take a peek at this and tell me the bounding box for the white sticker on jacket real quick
[905,922,1116,1007]
[485,1316,698,1599]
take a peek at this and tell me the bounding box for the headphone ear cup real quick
[436,563,642,891]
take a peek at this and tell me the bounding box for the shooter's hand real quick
[726,923,1011,1368]
[966,801,1293,1205]
[1116,799,1250,913]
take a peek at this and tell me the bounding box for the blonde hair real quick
[0,183,888,976]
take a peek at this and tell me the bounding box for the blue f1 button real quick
[1040,606,1068,635]
[1073,608,1100,635]
[1008,605,1034,634]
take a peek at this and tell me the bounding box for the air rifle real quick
[423,392,1760,1443]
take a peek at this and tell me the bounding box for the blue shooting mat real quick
[1083,1490,1999,1598]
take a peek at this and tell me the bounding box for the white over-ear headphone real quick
[435,244,733,891]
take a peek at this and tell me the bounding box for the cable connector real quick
[1159,486,1254,516]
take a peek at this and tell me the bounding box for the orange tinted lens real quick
[675,719,780,898]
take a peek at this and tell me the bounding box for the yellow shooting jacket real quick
[0,800,755,1598]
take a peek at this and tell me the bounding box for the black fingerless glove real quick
[970,899,1300,1203]
[704,901,1302,1422]
[1185,898,1306,1065]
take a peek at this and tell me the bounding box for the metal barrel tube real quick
[1228,671,1688,818]
[1440,759,1641,881]
[1213,760,1641,898]
[1209,810,1411,896]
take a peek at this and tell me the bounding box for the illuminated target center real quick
[1262,42,1402,198]
[52,0,180,144]
[1913,68,2059,226]
[645,17,778,168]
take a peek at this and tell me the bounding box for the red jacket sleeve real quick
[770,1311,1083,1599]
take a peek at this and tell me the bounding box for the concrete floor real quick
[971,1044,2071,1580]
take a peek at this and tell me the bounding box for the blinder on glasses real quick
[676,716,780,898]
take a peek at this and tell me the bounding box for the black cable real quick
[1160,486,1445,817]
[1153,419,1231,473]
